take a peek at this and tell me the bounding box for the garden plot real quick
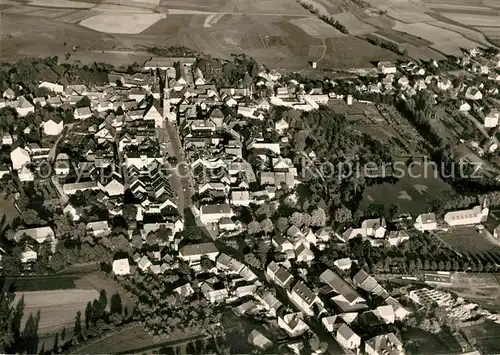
[289,17,346,38]
[333,11,376,35]
[80,13,165,33]
[28,0,95,8]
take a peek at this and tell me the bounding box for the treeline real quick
[321,233,496,276]
[298,1,348,34]
[366,35,407,56]
[0,281,41,354]
[194,53,260,88]
[0,57,110,94]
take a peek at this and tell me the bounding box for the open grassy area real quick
[4,275,79,292]
[359,157,456,216]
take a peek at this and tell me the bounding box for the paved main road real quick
[162,121,194,213]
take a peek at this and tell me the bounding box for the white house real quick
[143,104,164,128]
[113,258,130,275]
[275,119,289,134]
[361,218,386,238]
[277,312,309,337]
[74,107,92,120]
[14,226,55,243]
[63,204,81,221]
[42,117,64,136]
[414,213,437,231]
[378,61,397,75]
[18,165,34,182]
[484,109,500,128]
[199,204,234,224]
[266,261,294,288]
[10,146,31,170]
[287,280,320,316]
[336,324,361,350]
[15,97,34,117]
[38,81,64,94]
[465,87,483,100]
[459,101,471,112]
[178,242,219,264]
[86,221,111,237]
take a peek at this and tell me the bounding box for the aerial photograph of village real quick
[1,0,500,354]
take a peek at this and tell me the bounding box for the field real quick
[8,273,134,337]
[1,0,499,69]
[15,289,100,334]
[80,13,166,33]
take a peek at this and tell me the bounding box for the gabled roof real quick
[179,242,218,256]
[337,323,358,341]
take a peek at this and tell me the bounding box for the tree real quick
[110,293,123,315]
[334,206,352,223]
[73,311,82,339]
[310,208,326,227]
[244,253,261,269]
[84,302,92,329]
[247,221,261,235]
[200,256,215,271]
[276,217,289,233]
[388,203,400,220]
[75,96,91,108]
[260,218,274,236]
[21,209,42,226]
[122,204,137,222]
[289,212,304,228]
[99,289,107,313]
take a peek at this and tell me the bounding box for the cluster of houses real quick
[261,259,410,354]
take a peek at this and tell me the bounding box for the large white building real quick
[444,201,488,227]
